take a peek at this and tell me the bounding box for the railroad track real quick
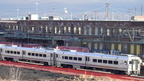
[0,60,144,81]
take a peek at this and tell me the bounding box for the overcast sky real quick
[0,0,144,19]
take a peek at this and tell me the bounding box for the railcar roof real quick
[56,50,129,59]
[0,46,54,53]
[0,46,135,59]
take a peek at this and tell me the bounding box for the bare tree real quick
[6,66,22,81]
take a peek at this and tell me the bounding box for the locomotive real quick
[0,45,142,75]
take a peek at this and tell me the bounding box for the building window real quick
[100,28,103,36]
[78,27,81,34]
[58,27,61,34]
[68,27,71,33]
[55,27,57,34]
[40,26,43,33]
[46,26,48,33]
[95,27,98,36]
[74,27,77,34]
[89,27,92,35]
[107,28,110,36]
[32,27,35,32]
[112,28,115,37]
[16,26,18,30]
[119,28,122,33]
[84,26,87,35]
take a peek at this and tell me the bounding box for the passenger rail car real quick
[0,46,142,75]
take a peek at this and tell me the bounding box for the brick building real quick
[0,20,144,58]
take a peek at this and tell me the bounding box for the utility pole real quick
[135,7,136,16]
[105,3,109,20]
[53,5,55,16]
[141,4,143,16]
[35,2,39,14]
[17,9,19,20]
[94,10,97,20]
[128,8,132,20]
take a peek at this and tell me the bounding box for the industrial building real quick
[0,19,144,58]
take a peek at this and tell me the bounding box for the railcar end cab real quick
[127,56,142,75]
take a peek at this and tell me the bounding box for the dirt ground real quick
[0,65,75,81]
[0,65,144,81]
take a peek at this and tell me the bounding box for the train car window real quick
[124,61,127,65]
[14,51,17,54]
[17,52,20,54]
[39,54,42,57]
[65,56,68,60]
[7,51,10,53]
[74,57,77,60]
[114,61,118,65]
[78,57,82,61]
[43,54,46,57]
[36,53,38,56]
[32,53,34,56]
[129,61,132,64]
[93,59,97,62]
[108,60,113,64]
[28,53,31,56]
[103,60,107,64]
[98,59,102,63]
[11,51,13,54]
[69,57,72,60]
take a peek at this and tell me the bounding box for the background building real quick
[0,20,144,59]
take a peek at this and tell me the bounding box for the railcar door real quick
[0,48,2,60]
[50,52,57,66]
[129,60,139,73]
[22,50,26,58]
[132,60,139,71]
[85,56,90,65]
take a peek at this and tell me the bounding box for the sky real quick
[0,0,144,20]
